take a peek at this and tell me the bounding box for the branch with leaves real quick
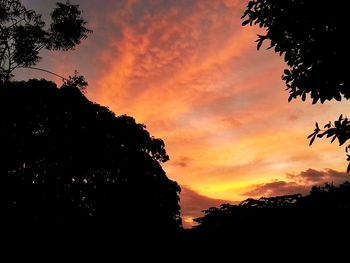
[0,0,92,82]
[241,0,347,104]
[308,115,350,172]
[242,0,349,172]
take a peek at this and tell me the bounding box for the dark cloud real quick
[287,168,350,184]
[219,115,242,128]
[243,180,309,197]
[243,168,350,198]
[288,114,299,121]
[180,186,234,228]
[172,156,192,168]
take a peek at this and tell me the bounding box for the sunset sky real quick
[21,0,349,227]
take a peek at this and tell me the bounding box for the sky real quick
[22,0,350,228]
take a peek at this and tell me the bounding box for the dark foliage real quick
[0,0,91,81]
[191,182,350,243]
[242,0,350,169]
[242,0,347,104]
[0,79,181,237]
[48,1,91,51]
[309,116,350,172]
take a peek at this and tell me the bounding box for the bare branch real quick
[22,66,67,81]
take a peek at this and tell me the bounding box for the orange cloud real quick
[91,0,348,203]
[243,168,350,198]
[20,0,350,223]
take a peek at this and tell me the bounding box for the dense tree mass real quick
[0,79,181,234]
[191,182,350,240]
[0,0,91,81]
[0,1,184,245]
[242,0,350,169]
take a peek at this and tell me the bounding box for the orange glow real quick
[19,0,349,225]
[182,216,195,228]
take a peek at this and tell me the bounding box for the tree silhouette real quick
[241,0,349,169]
[242,0,346,103]
[0,0,91,81]
[191,182,350,243]
[193,194,301,234]
[0,79,182,234]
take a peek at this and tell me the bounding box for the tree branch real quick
[21,66,67,81]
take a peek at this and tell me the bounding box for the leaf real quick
[257,39,263,50]
[302,92,306,101]
[317,131,328,138]
[334,93,341,101]
[325,129,336,137]
[339,137,347,146]
[324,123,331,129]
[242,20,250,26]
[309,135,316,146]
[347,163,350,173]
[315,122,319,129]
[307,132,316,139]
[331,135,337,143]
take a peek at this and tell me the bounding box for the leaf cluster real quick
[0,0,92,81]
[309,115,350,172]
[242,0,347,104]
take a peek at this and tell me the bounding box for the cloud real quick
[172,156,192,168]
[180,186,234,228]
[21,0,350,206]
[288,114,300,121]
[243,180,309,197]
[287,168,350,184]
[243,168,350,198]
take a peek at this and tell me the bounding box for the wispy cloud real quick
[287,168,350,185]
[243,180,309,197]
[243,168,350,197]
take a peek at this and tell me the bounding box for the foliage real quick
[242,0,349,169]
[63,70,88,93]
[0,0,91,81]
[193,182,350,236]
[239,194,301,208]
[308,181,350,207]
[308,116,350,172]
[0,79,182,233]
[193,194,301,231]
[241,0,347,104]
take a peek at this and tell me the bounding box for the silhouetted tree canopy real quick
[242,0,347,104]
[192,182,350,238]
[0,0,91,81]
[242,0,350,170]
[0,79,181,234]
[193,194,302,234]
